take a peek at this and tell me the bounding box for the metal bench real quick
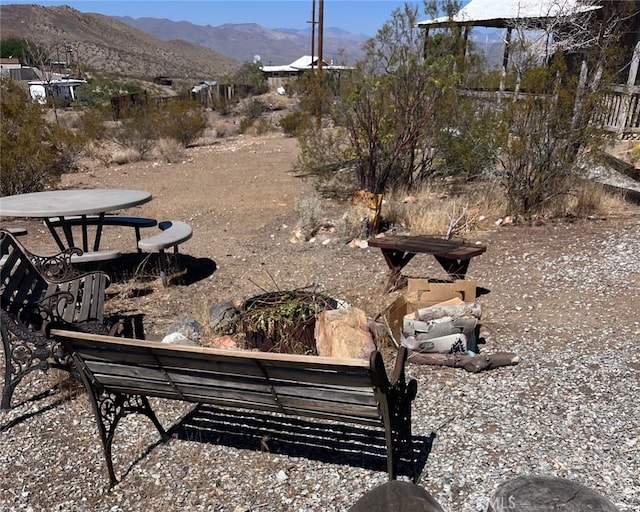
[0,229,111,409]
[137,221,193,285]
[51,328,418,488]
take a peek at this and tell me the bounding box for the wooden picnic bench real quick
[50,328,418,488]
[0,229,112,408]
[367,235,487,291]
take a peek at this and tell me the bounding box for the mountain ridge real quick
[0,4,368,81]
[115,16,369,65]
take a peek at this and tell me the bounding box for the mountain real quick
[0,5,239,80]
[116,17,369,65]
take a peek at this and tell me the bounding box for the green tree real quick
[0,38,46,66]
[157,99,208,147]
[296,3,469,195]
[0,79,83,196]
[225,61,268,95]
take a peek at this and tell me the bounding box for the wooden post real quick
[616,30,640,138]
[500,27,512,92]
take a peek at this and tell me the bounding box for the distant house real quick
[0,58,21,74]
[261,55,352,90]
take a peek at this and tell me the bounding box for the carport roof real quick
[417,0,602,28]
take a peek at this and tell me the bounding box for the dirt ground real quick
[4,130,640,343]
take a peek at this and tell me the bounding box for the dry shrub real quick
[564,180,630,217]
[240,117,273,135]
[383,181,505,236]
[154,138,185,163]
[111,147,141,165]
[337,203,372,239]
[294,193,324,234]
[212,120,239,138]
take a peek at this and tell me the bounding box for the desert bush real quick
[77,106,110,141]
[294,193,324,234]
[154,138,186,163]
[111,148,142,165]
[155,99,207,147]
[556,179,629,218]
[382,181,505,236]
[224,60,268,96]
[109,105,158,159]
[239,116,273,135]
[77,77,142,107]
[240,97,269,119]
[0,79,84,196]
[280,110,312,137]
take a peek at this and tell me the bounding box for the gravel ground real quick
[2,218,638,512]
[1,134,639,511]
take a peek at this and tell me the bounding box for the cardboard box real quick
[383,279,477,348]
[405,278,477,305]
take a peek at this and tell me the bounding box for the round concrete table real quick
[0,189,152,251]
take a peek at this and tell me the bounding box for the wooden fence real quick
[601,85,640,139]
[460,83,640,140]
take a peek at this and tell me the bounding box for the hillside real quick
[0,4,240,80]
[116,17,369,65]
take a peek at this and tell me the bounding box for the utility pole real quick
[315,0,324,126]
[318,0,324,75]
[308,0,316,69]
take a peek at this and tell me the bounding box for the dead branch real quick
[408,351,519,372]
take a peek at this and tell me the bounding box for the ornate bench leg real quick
[1,312,70,409]
[73,356,169,487]
[388,378,418,481]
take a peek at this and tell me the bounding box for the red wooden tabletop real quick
[367,235,486,259]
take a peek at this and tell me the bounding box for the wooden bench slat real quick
[86,360,378,409]
[79,350,374,389]
[58,331,370,368]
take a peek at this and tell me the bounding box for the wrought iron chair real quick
[0,229,112,409]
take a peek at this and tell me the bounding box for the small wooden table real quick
[367,235,486,290]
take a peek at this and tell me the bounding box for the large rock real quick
[315,307,376,359]
[164,315,203,345]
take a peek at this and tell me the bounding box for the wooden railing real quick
[460,84,640,140]
[601,84,640,138]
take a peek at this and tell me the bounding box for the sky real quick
[0,0,426,37]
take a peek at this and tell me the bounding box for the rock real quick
[166,315,203,345]
[209,300,239,333]
[161,332,200,346]
[315,307,376,359]
[349,481,445,512]
[202,335,238,349]
[488,476,620,512]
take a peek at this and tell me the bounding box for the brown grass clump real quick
[563,180,630,217]
[111,147,142,165]
[382,181,505,236]
[154,138,186,163]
